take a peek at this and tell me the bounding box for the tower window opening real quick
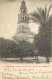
[23,10,25,13]
[21,10,22,13]
[25,16,26,19]
[21,17,22,21]
[23,16,24,20]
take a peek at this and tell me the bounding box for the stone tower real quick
[13,0,34,43]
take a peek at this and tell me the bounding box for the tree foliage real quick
[18,40,33,57]
[0,38,19,58]
[30,5,52,58]
[0,38,34,58]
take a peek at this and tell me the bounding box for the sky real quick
[0,0,52,39]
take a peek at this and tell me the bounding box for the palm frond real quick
[29,17,39,23]
[37,7,47,23]
[30,11,43,25]
[48,15,52,22]
[45,6,47,21]
[47,5,52,19]
[30,5,52,25]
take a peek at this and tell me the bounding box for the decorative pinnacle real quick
[23,0,24,1]
[22,0,25,3]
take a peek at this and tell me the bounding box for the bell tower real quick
[13,0,34,43]
[17,0,31,41]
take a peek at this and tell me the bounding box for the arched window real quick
[25,16,26,19]
[21,10,22,13]
[23,10,25,13]
[23,16,24,20]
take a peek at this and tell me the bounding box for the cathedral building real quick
[13,0,34,43]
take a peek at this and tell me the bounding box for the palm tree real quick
[30,5,52,62]
[30,5,52,26]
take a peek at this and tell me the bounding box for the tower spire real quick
[20,0,26,10]
[18,0,29,23]
[22,0,25,2]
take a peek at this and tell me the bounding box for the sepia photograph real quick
[0,0,52,63]
[0,0,52,80]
